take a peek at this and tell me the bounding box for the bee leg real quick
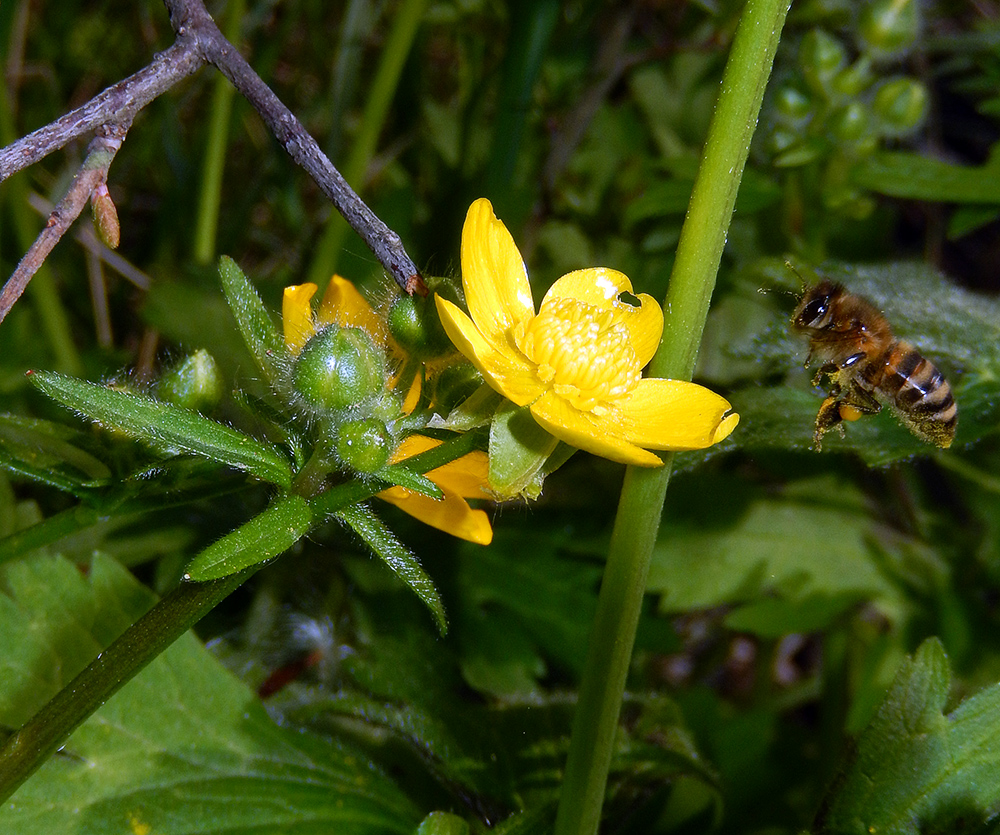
[813,395,846,450]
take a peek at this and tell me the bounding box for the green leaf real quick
[185,493,312,580]
[337,503,447,634]
[0,554,420,834]
[852,146,1000,204]
[0,413,111,482]
[815,638,1000,835]
[218,255,287,385]
[31,371,292,487]
[417,812,471,835]
[649,476,902,628]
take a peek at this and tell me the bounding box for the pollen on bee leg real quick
[839,404,864,422]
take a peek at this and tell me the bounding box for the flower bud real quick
[336,417,393,473]
[293,326,386,410]
[799,28,846,97]
[156,349,223,413]
[773,85,813,125]
[873,78,928,137]
[388,293,451,358]
[830,101,872,145]
[92,182,120,249]
[858,0,919,59]
[832,56,874,99]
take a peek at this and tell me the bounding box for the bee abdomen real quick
[882,341,958,447]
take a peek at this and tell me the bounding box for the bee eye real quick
[798,297,828,326]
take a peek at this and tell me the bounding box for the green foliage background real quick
[1,1,1000,833]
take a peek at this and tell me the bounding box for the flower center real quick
[515,296,641,411]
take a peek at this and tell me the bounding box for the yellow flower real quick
[377,435,493,545]
[435,199,739,468]
[283,277,419,412]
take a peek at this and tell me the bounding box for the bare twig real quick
[0,0,425,317]
[0,40,203,181]
[164,0,425,294]
[0,125,129,323]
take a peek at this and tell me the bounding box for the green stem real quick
[193,0,245,265]
[306,0,428,286]
[553,2,790,834]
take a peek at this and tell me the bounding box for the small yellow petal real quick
[318,276,388,346]
[461,198,536,346]
[391,435,489,496]
[379,487,493,545]
[283,284,318,353]
[435,296,542,407]
[529,393,665,467]
[541,269,663,367]
[615,379,739,450]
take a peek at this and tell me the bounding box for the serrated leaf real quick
[815,638,1000,835]
[185,493,312,580]
[0,554,420,834]
[31,371,292,487]
[337,503,447,634]
[218,255,287,385]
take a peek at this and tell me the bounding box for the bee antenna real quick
[784,260,808,291]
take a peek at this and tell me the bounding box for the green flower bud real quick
[873,77,928,136]
[294,326,385,410]
[388,293,451,358]
[832,56,874,98]
[336,417,393,473]
[156,349,223,413]
[830,101,872,145]
[799,28,846,96]
[774,85,813,125]
[858,0,919,59]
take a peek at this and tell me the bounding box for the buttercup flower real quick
[435,199,739,467]
[283,277,419,412]
[378,435,493,545]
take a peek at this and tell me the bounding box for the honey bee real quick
[791,280,957,450]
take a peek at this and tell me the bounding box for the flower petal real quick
[461,198,535,346]
[378,485,493,545]
[436,296,542,406]
[318,275,389,346]
[283,284,318,353]
[529,392,665,467]
[615,379,740,450]
[542,268,663,367]
[391,435,490,498]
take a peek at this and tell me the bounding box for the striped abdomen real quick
[876,340,957,448]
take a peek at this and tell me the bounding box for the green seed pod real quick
[156,349,223,413]
[336,417,393,473]
[294,326,386,410]
[873,77,928,137]
[858,0,919,59]
[388,293,451,358]
[799,28,846,97]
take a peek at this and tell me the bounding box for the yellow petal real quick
[461,198,536,346]
[615,379,739,450]
[542,268,663,368]
[435,295,542,406]
[318,275,389,346]
[283,283,318,353]
[529,392,665,467]
[378,486,493,545]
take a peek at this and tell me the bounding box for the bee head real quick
[792,281,842,330]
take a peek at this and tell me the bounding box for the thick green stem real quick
[553,2,789,834]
